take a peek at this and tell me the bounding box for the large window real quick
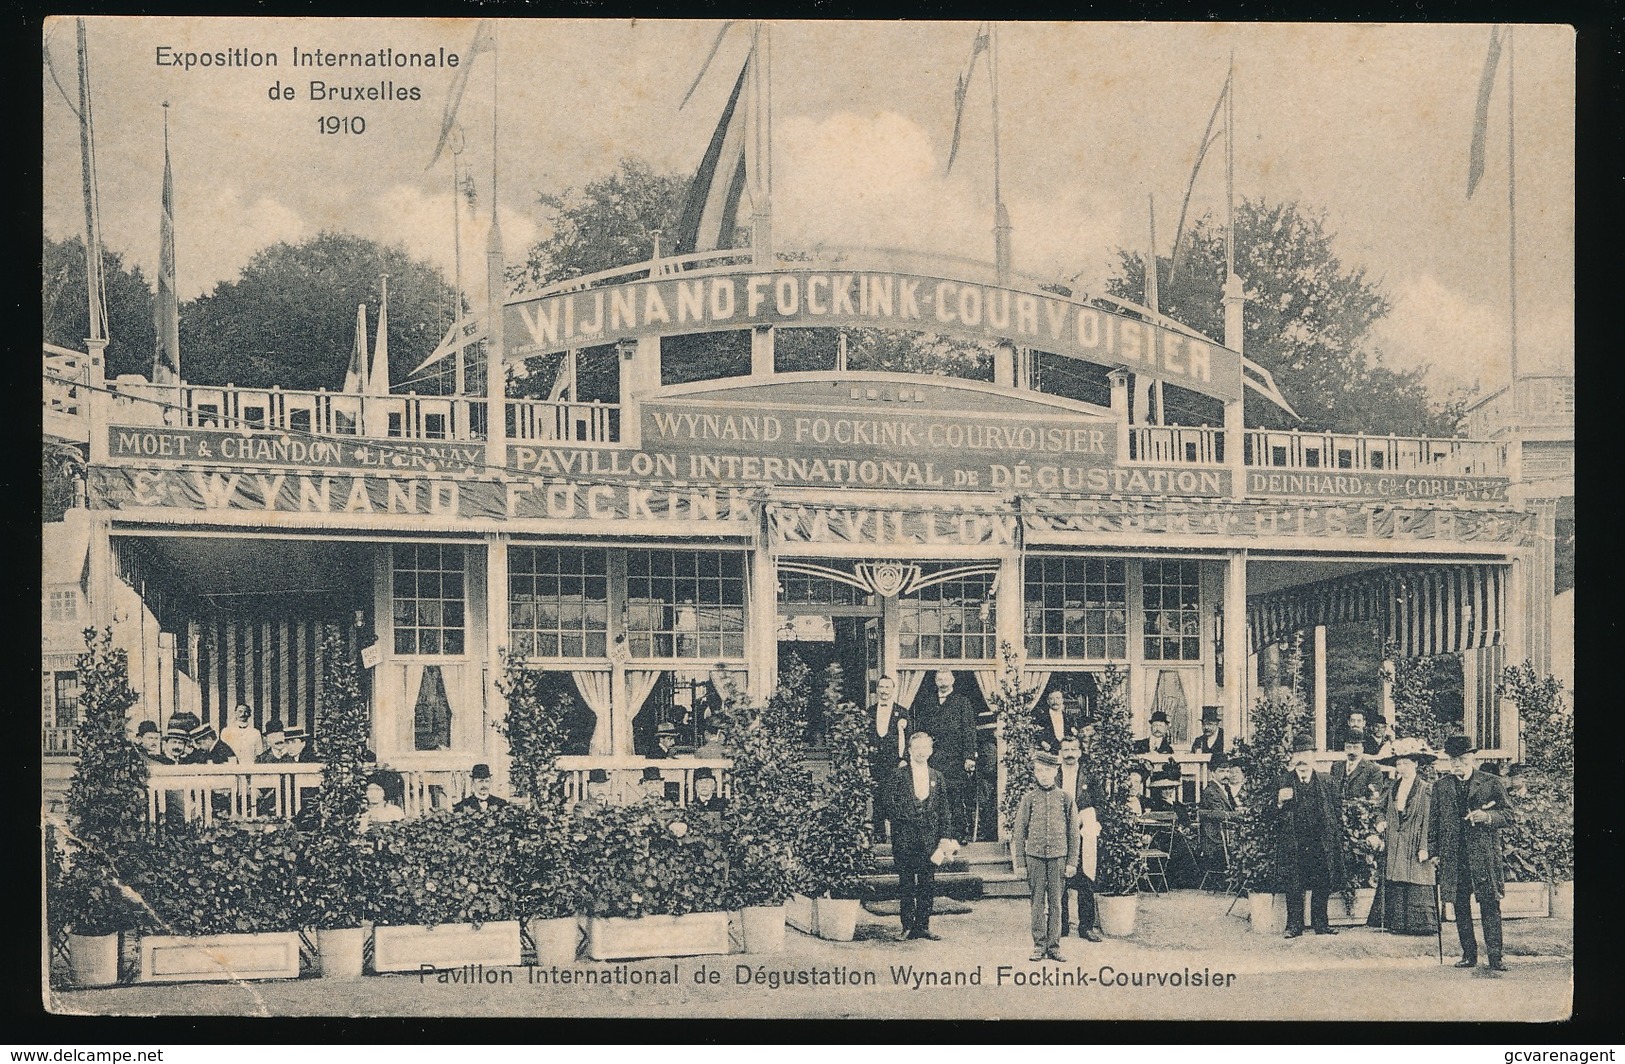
[392,544,466,655]
[509,547,609,658]
[1143,559,1201,661]
[1024,556,1128,661]
[46,589,79,623]
[899,573,996,660]
[53,671,79,728]
[625,550,747,659]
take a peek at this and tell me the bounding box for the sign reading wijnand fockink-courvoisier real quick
[504,268,1246,401]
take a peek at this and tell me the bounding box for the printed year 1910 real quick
[318,116,366,135]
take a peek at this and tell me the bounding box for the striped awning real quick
[1248,564,1506,658]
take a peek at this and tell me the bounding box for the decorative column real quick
[1108,369,1131,461]
[748,529,778,703]
[1312,625,1328,750]
[483,534,512,786]
[1223,273,1247,500]
[751,326,775,377]
[1223,549,1248,742]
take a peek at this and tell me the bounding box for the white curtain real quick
[624,669,664,756]
[1024,670,1052,711]
[973,669,1001,711]
[896,670,927,718]
[570,670,612,755]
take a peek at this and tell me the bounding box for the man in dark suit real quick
[1133,711,1181,784]
[1033,689,1072,750]
[1331,738,1387,801]
[1198,756,1244,869]
[910,670,978,841]
[1190,705,1226,758]
[1273,735,1344,937]
[1341,710,1383,756]
[1056,734,1104,941]
[865,674,908,841]
[1431,734,1514,971]
[454,763,510,812]
[888,731,954,941]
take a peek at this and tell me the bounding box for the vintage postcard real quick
[42,17,1574,1021]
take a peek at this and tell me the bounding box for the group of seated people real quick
[135,703,316,767]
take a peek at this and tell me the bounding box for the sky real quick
[41,18,1575,397]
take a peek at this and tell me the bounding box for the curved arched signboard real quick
[504,267,1244,402]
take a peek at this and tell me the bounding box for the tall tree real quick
[179,232,454,393]
[43,235,156,380]
[1109,199,1460,437]
[516,158,690,291]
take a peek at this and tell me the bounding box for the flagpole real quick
[989,22,1010,286]
[1148,192,1164,425]
[1505,25,1519,382]
[451,126,465,398]
[75,18,105,348]
[1225,50,1235,281]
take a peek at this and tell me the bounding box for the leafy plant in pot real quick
[989,643,1044,868]
[718,653,813,919]
[1083,665,1145,935]
[55,628,149,986]
[1227,653,1311,933]
[797,663,875,942]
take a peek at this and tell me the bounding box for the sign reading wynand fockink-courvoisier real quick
[42,16,1574,1024]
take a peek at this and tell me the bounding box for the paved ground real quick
[48,892,1573,1021]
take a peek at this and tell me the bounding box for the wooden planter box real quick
[138,931,303,983]
[1329,887,1377,927]
[372,921,522,973]
[585,912,730,961]
[1487,881,1551,920]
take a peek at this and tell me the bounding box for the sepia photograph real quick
[40,17,1575,1022]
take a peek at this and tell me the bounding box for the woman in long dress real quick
[1374,738,1440,934]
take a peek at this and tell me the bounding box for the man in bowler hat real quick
[1431,734,1514,971]
[691,767,727,814]
[1190,705,1226,758]
[1273,735,1345,937]
[574,768,613,815]
[454,763,510,812]
[1134,711,1181,784]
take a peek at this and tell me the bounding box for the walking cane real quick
[1434,881,1444,965]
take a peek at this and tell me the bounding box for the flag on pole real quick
[679,21,739,110]
[1467,26,1504,199]
[343,303,367,393]
[369,278,390,397]
[945,22,991,174]
[152,105,180,383]
[427,20,496,170]
[673,58,751,255]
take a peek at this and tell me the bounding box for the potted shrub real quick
[1334,794,1384,926]
[798,664,875,943]
[53,628,149,987]
[367,808,523,972]
[719,655,812,943]
[576,803,732,960]
[990,644,1044,872]
[497,652,582,963]
[1227,659,1311,934]
[1085,665,1145,936]
[1502,662,1574,919]
[300,624,375,977]
[130,821,307,982]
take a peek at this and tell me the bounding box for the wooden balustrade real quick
[506,398,620,444]
[42,727,79,756]
[1128,425,1224,465]
[1243,429,1502,476]
[143,762,471,826]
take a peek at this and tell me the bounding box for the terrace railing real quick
[1244,429,1503,477]
[506,397,621,444]
[556,755,733,808]
[143,761,472,826]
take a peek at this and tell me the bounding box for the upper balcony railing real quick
[1124,424,1503,477]
[1464,375,1575,440]
[44,344,91,444]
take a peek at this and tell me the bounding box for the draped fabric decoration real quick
[1152,669,1191,742]
[570,670,612,755]
[972,670,1001,715]
[624,669,665,757]
[412,664,453,750]
[895,670,928,719]
[1248,565,1506,658]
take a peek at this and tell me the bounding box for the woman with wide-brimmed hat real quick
[1371,737,1440,934]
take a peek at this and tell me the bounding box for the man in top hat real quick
[256,719,288,763]
[651,721,680,759]
[1057,734,1104,942]
[1190,705,1226,759]
[888,731,955,941]
[573,768,613,816]
[1430,734,1514,971]
[691,767,726,815]
[1134,711,1182,785]
[220,702,264,763]
[1012,746,1079,962]
[910,670,979,842]
[639,766,669,802]
[1034,689,1074,750]
[454,764,510,812]
[180,723,237,764]
[134,720,164,761]
[1273,735,1345,938]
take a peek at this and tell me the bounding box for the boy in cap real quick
[454,763,510,812]
[1012,747,1079,962]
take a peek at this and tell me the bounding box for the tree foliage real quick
[178,231,454,392]
[495,649,570,808]
[1109,199,1460,437]
[309,624,371,835]
[515,158,690,291]
[1228,644,1311,894]
[1084,665,1146,896]
[988,644,1044,837]
[43,235,157,380]
[1502,661,1572,778]
[800,663,877,898]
